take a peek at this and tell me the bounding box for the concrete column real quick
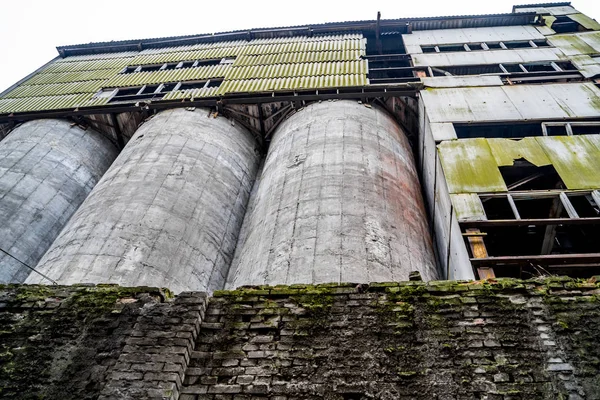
[227,100,439,288]
[29,108,260,293]
[0,119,118,283]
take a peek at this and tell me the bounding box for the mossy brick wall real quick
[0,284,205,400]
[182,278,600,400]
[1,278,600,400]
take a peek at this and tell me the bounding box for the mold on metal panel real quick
[412,48,565,67]
[438,138,507,194]
[451,193,487,221]
[487,137,551,167]
[430,122,458,141]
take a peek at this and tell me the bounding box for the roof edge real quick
[55,13,538,57]
[512,2,572,12]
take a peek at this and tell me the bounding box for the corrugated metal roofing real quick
[217,74,367,93]
[103,65,230,87]
[1,33,368,114]
[234,50,363,66]
[439,135,600,194]
[3,81,105,98]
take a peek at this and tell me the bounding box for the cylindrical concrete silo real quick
[227,100,438,288]
[0,119,118,283]
[28,108,260,293]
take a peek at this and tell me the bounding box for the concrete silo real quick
[227,100,438,288]
[28,108,261,293]
[0,119,118,283]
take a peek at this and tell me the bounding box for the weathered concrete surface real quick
[227,100,438,288]
[29,108,260,293]
[0,119,118,283]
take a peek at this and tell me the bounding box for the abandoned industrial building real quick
[1,2,600,399]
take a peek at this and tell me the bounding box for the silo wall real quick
[0,119,118,283]
[227,100,438,288]
[28,108,260,293]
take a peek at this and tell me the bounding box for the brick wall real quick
[1,278,599,400]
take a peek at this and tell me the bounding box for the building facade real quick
[0,2,599,291]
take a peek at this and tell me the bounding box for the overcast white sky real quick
[0,0,599,93]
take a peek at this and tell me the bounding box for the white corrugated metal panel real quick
[514,6,578,15]
[421,82,600,123]
[412,47,565,67]
[402,25,544,47]
[535,25,556,36]
[549,32,600,56]
[450,194,487,221]
[430,122,458,141]
[570,55,600,78]
[421,75,503,88]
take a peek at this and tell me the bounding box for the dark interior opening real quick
[481,197,516,220]
[454,123,543,139]
[551,15,584,33]
[499,160,565,191]
[140,64,163,72]
[115,87,141,96]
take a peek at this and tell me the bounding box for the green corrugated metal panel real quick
[53,51,139,63]
[450,193,487,221]
[225,61,367,80]
[242,39,365,55]
[79,96,110,107]
[217,74,367,93]
[568,13,600,30]
[103,65,230,87]
[438,138,507,194]
[162,86,221,100]
[22,69,123,85]
[2,81,105,98]
[43,58,134,73]
[0,93,93,113]
[130,48,240,65]
[234,50,364,66]
[137,34,364,55]
[536,135,600,189]
[487,137,551,167]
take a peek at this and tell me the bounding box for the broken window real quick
[366,55,419,83]
[551,15,586,33]
[120,57,236,74]
[499,160,564,191]
[461,190,600,279]
[420,40,551,53]
[102,78,223,103]
[454,120,600,140]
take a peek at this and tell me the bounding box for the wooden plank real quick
[466,228,495,279]
[460,217,600,227]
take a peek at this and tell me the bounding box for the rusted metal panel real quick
[412,47,565,67]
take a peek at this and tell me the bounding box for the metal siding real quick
[403,25,544,47]
[487,137,551,167]
[438,138,507,194]
[536,135,600,190]
[450,193,487,221]
[421,75,504,88]
[548,32,600,56]
[412,47,565,67]
[422,83,600,123]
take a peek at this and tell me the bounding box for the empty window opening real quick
[178,81,209,91]
[420,40,551,53]
[499,160,564,192]
[551,15,586,33]
[454,123,543,139]
[481,196,516,220]
[205,78,224,88]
